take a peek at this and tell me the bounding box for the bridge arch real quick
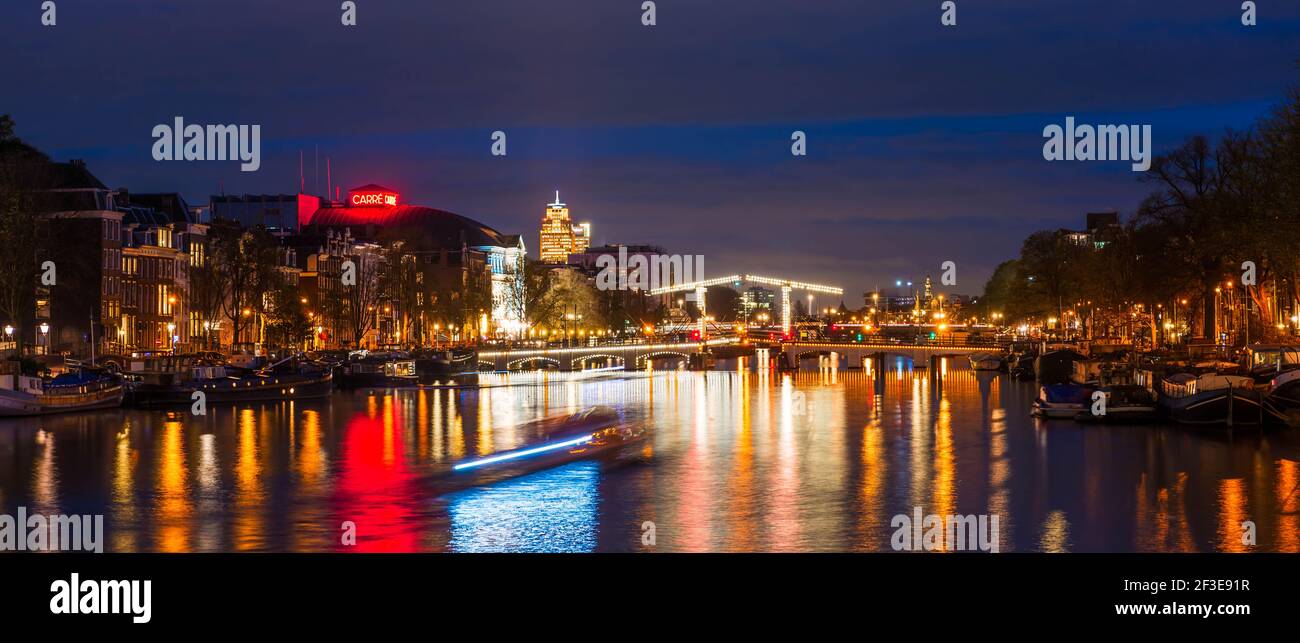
[635,351,691,368]
[571,354,626,369]
[507,356,561,371]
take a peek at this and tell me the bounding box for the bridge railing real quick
[786,336,1012,349]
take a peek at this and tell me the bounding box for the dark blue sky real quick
[3,0,1297,301]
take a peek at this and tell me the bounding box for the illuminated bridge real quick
[778,340,1000,370]
[647,274,843,336]
[479,337,1000,372]
[478,337,742,372]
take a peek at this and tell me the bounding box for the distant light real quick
[452,434,594,471]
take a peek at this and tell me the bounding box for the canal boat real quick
[414,347,478,383]
[1266,369,1300,423]
[968,352,1005,371]
[448,407,647,483]
[1007,343,1037,380]
[1035,348,1086,385]
[1243,344,1300,383]
[125,355,333,406]
[1073,384,1158,423]
[1158,373,1268,427]
[188,358,334,404]
[337,351,419,388]
[1031,383,1094,419]
[0,369,124,416]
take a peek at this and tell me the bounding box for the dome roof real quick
[307,205,512,248]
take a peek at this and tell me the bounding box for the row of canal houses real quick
[24,159,523,358]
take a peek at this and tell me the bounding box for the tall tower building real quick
[538,191,592,263]
[573,221,591,254]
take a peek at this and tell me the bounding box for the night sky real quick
[2,0,1297,302]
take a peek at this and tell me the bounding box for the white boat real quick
[968,352,1004,371]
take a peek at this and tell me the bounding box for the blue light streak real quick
[453,434,594,471]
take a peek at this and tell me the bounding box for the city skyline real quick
[3,1,1296,299]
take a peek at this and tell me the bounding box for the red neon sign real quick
[351,191,398,207]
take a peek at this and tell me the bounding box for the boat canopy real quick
[1040,384,1091,404]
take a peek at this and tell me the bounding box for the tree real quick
[704,285,741,322]
[380,242,419,341]
[0,116,51,356]
[976,259,1023,318]
[337,251,383,348]
[265,283,313,350]
[532,268,602,337]
[210,221,279,347]
[188,258,224,350]
[1137,134,1255,338]
[1017,230,1084,321]
[522,259,559,328]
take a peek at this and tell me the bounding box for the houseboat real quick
[1158,373,1267,428]
[0,368,124,416]
[336,351,419,388]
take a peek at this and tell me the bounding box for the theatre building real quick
[297,185,527,342]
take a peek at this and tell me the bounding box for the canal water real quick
[2,358,1298,552]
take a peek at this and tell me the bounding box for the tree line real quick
[978,88,1300,343]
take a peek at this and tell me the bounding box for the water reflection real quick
[0,366,1298,552]
[448,461,599,553]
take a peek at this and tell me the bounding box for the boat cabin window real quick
[1249,347,1300,370]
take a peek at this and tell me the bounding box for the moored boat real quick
[968,352,1004,371]
[415,348,477,382]
[1159,373,1267,427]
[1265,368,1300,424]
[125,355,333,406]
[1035,348,1086,385]
[337,351,418,388]
[0,369,124,417]
[1073,384,1158,423]
[1031,383,1094,419]
[190,359,333,404]
[1007,343,1037,380]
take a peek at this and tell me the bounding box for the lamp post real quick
[39,323,49,355]
[3,325,12,350]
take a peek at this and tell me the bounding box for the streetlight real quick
[39,322,49,355]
